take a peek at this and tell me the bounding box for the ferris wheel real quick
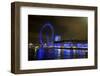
[39,22,54,46]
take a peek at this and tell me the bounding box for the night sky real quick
[28,15,88,44]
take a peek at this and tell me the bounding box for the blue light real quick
[63,42,74,58]
[77,43,88,48]
[39,22,54,46]
[64,42,73,48]
[36,47,44,60]
[54,35,61,41]
[63,49,73,59]
[54,35,62,58]
[76,50,85,58]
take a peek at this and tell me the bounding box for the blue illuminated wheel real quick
[37,22,55,59]
[39,22,54,46]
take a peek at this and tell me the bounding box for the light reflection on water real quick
[28,42,88,60]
